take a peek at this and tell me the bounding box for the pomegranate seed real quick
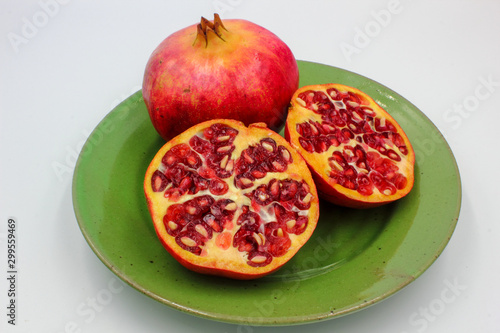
[242,150,254,163]
[256,190,269,204]
[198,195,214,208]
[387,149,401,161]
[322,123,336,134]
[236,176,254,189]
[286,219,296,230]
[209,178,228,196]
[392,173,408,190]
[217,135,231,142]
[252,233,265,246]
[189,135,208,154]
[224,159,234,173]
[217,145,232,154]
[280,180,298,201]
[295,97,306,107]
[185,152,202,168]
[180,237,197,247]
[309,122,319,135]
[162,151,177,166]
[224,202,237,211]
[299,137,314,153]
[261,139,276,153]
[279,147,292,163]
[164,188,182,201]
[268,180,280,198]
[185,205,198,215]
[249,255,268,264]
[362,107,376,117]
[196,167,209,179]
[399,146,408,155]
[327,88,338,99]
[344,166,357,178]
[267,236,291,257]
[167,220,178,230]
[195,224,209,239]
[247,252,272,267]
[203,214,221,233]
[215,232,232,250]
[220,155,229,169]
[251,168,266,179]
[151,170,169,192]
[179,176,193,190]
[349,101,361,110]
[329,115,344,127]
[301,192,313,204]
[271,159,287,172]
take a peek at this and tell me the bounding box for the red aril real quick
[285,84,415,208]
[142,14,299,141]
[144,119,319,279]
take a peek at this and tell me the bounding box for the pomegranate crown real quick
[195,13,227,46]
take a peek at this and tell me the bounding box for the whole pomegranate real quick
[143,14,299,141]
[144,119,319,279]
[285,84,415,208]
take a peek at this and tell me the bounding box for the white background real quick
[1,0,499,332]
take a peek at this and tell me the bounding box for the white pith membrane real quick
[147,122,316,271]
[291,87,413,201]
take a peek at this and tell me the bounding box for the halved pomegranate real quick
[285,84,415,208]
[144,119,319,279]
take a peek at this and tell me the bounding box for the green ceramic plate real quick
[72,60,461,326]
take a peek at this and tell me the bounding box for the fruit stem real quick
[194,13,227,47]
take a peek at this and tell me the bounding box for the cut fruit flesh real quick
[144,119,319,279]
[285,84,415,208]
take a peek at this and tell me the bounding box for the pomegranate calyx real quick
[195,13,227,47]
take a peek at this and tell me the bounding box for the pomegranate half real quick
[142,14,299,142]
[285,84,415,208]
[144,119,319,279]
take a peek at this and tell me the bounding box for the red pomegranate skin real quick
[142,17,299,141]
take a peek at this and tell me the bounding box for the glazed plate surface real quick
[72,60,461,325]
